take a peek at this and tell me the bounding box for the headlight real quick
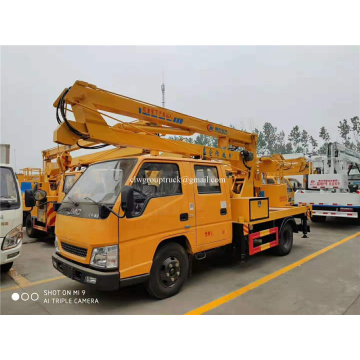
[90,245,118,269]
[54,236,60,253]
[2,224,23,250]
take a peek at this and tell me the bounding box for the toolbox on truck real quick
[231,197,269,222]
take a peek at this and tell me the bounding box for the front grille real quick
[61,242,88,258]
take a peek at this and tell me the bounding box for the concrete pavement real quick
[1,218,359,315]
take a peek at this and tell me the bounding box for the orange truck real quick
[259,154,311,205]
[48,81,311,299]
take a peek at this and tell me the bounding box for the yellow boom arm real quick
[259,154,311,177]
[53,81,258,177]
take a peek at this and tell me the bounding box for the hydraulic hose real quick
[56,86,109,150]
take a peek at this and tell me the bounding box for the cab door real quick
[191,164,232,246]
[118,161,195,279]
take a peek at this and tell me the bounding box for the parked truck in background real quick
[295,142,360,222]
[261,154,310,205]
[0,145,23,272]
[23,145,143,238]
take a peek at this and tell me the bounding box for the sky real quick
[1,46,359,171]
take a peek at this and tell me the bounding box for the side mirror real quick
[25,190,35,207]
[121,185,135,218]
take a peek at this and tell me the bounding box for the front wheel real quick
[146,242,189,299]
[26,214,42,238]
[0,262,13,273]
[271,223,293,256]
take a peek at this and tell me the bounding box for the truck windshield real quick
[0,166,20,207]
[63,159,137,205]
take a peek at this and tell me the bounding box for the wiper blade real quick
[66,196,79,206]
[85,197,123,219]
[84,196,100,205]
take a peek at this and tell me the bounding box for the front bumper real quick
[0,238,22,265]
[52,253,150,291]
[52,253,120,291]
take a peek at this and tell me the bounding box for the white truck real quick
[295,142,360,222]
[0,144,23,273]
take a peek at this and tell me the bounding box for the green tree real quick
[262,122,278,155]
[256,123,293,155]
[274,130,287,154]
[350,116,360,152]
[309,136,318,154]
[300,130,309,153]
[194,134,217,147]
[319,126,330,142]
[288,126,302,152]
[168,134,216,147]
[285,142,293,153]
[255,128,267,155]
[337,119,353,148]
[319,126,330,154]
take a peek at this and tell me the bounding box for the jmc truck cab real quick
[0,164,23,272]
[52,155,310,299]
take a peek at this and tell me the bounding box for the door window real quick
[194,165,221,194]
[133,162,182,198]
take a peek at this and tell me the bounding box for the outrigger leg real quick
[301,216,308,238]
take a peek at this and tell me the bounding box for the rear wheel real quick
[0,262,13,273]
[26,214,42,238]
[311,215,326,223]
[146,242,189,299]
[272,222,293,256]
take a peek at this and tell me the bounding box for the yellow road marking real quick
[1,275,66,293]
[8,268,32,287]
[186,231,360,315]
[30,276,66,287]
[0,285,20,292]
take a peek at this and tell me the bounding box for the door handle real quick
[220,208,227,215]
[180,213,189,221]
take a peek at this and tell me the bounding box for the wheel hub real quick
[160,256,181,287]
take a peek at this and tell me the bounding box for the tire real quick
[146,242,189,299]
[0,262,13,273]
[26,214,42,238]
[311,215,326,223]
[272,222,293,256]
[23,212,29,226]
